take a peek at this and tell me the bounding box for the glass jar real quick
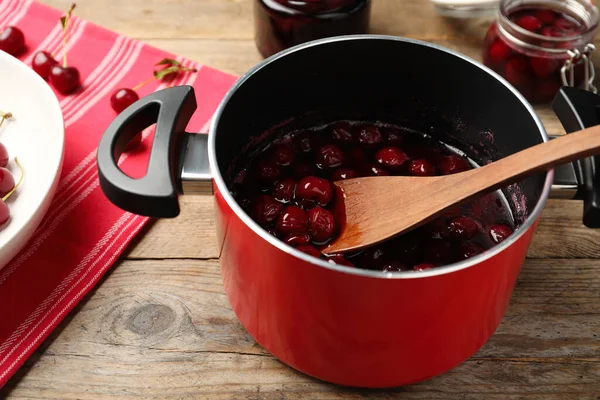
[254,0,371,58]
[482,0,599,103]
[431,0,500,18]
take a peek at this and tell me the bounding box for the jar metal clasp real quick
[561,44,597,94]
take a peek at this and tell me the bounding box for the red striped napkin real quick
[0,0,237,386]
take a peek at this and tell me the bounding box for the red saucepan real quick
[96,35,600,388]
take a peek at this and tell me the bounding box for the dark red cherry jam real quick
[483,0,598,103]
[254,0,371,58]
[227,120,516,272]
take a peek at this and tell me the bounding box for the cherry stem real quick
[0,111,12,129]
[132,77,155,91]
[61,3,76,68]
[2,158,23,202]
[133,65,198,91]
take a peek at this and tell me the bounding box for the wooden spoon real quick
[323,124,600,255]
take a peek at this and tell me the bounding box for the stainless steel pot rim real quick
[207,34,553,280]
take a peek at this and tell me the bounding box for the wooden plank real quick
[125,197,600,260]
[35,0,255,40]
[2,258,599,398]
[529,199,600,259]
[34,0,600,49]
[39,0,489,40]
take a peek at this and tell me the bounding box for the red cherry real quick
[383,127,404,145]
[283,233,311,246]
[0,167,15,197]
[331,121,354,145]
[49,65,81,94]
[425,240,453,264]
[516,15,542,32]
[32,51,58,80]
[413,263,435,271]
[488,224,513,244]
[425,219,450,240]
[236,195,253,212]
[325,254,355,267]
[554,18,577,32]
[0,143,8,167]
[488,40,512,64]
[387,234,424,264]
[0,26,25,56]
[251,195,283,225]
[358,247,387,269]
[0,158,23,229]
[276,205,309,235]
[360,164,390,177]
[296,245,321,258]
[294,132,315,153]
[448,216,479,240]
[296,176,333,206]
[266,227,277,236]
[504,56,532,87]
[255,159,281,185]
[405,145,440,161]
[331,168,357,181]
[356,125,383,147]
[441,205,462,219]
[110,88,139,113]
[316,144,344,169]
[0,200,9,227]
[437,155,469,175]
[408,159,435,176]
[308,206,336,243]
[382,261,410,272]
[232,168,248,187]
[458,241,484,260]
[272,145,295,166]
[530,56,560,79]
[274,178,296,203]
[293,161,316,179]
[540,26,563,37]
[535,9,556,24]
[347,147,367,166]
[375,147,408,171]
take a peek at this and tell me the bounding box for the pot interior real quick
[212,36,548,227]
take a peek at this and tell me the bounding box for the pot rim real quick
[207,34,553,280]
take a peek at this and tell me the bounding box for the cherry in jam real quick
[228,120,515,272]
[483,4,591,103]
[254,0,371,58]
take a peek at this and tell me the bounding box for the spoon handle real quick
[467,124,600,193]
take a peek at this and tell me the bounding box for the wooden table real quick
[3,1,600,398]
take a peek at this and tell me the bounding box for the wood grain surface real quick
[3,0,600,398]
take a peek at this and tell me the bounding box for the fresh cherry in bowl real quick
[227,119,515,271]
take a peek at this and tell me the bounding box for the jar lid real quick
[431,0,500,18]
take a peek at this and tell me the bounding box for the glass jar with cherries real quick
[254,0,371,58]
[482,0,599,103]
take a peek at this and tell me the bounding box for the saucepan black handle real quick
[552,86,600,228]
[97,85,197,218]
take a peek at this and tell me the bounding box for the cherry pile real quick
[228,120,515,272]
[2,4,198,152]
[109,58,197,150]
[483,6,587,103]
[0,112,24,229]
[0,4,80,94]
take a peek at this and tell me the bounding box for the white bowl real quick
[0,50,64,270]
